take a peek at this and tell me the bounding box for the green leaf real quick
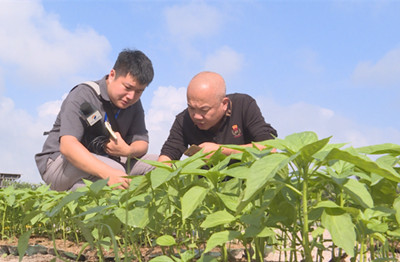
[114,207,149,228]
[150,167,171,188]
[73,219,94,247]
[283,131,319,153]
[257,226,275,238]
[204,230,241,253]
[243,225,274,238]
[324,148,400,183]
[181,158,207,171]
[343,178,374,208]
[89,178,109,194]
[394,197,400,224]
[237,153,294,212]
[180,168,208,176]
[74,205,110,219]
[367,220,388,233]
[46,191,85,217]
[356,143,400,155]
[215,192,238,211]
[156,235,176,246]
[149,255,175,262]
[200,210,236,228]
[18,229,32,262]
[181,186,208,221]
[221,166,250,179]
[321,209,355,257]
[298,136,331,164]
[180,249,197,262]
[314,200,341,209]
[140,158,174,169]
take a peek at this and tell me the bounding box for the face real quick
[187,94,228,130]
[106,70,146,109]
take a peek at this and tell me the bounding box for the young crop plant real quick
[1,131,399,262]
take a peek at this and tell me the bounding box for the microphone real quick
[80,102,109,155]
[80,102,102,125]
[80,102,118,140]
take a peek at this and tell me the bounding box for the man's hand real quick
[104,132,131,157]
[104,132,149,158]
[198,142,220,153]
[198,142,221,157]
[105,169,131,189]
[60,135,131,190]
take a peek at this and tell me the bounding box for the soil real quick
[0,236,99,261]
[1,236,399,262]
[0,236,248,262]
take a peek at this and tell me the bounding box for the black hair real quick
[113,49,154,86]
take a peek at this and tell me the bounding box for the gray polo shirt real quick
[35,76,149,175]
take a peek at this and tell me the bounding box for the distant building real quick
[0,173,21,188]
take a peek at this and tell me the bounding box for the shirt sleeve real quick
[124,100,149,144]
[243,97,277,141]
[59,89,88,140]
[160,114,188,160]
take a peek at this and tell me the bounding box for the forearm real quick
[158,155,172,167]
[60,135,116,179]
[220,144,261,155]
[158,155,172,162]
[201,142,266,156]
[128,140,148,158]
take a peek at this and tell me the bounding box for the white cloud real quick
[163,2,226,60]
[0,0,112,184]
[164,2,222,40]
[256,96,400,147]
[146,86,187,154]
[0,0,111,88]
[37,93,67,119]
[0,69,4,94]
[203,46,244,79]
[352,47,400,88]
[0,96,53,184]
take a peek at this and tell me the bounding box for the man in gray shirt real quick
[35,49,156,191]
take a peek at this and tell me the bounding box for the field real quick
[1,132,400,262]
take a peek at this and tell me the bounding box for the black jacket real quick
[160,93,277,160]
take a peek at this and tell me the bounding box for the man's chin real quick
[196,123,209,130]
[118,101,133,109]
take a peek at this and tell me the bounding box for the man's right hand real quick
[105,169,131,189]
[60,135,131,190]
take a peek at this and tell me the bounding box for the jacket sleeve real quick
[159,115,188,160]
[243,97,277,142]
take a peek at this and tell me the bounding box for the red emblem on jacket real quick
[232,124,242,138]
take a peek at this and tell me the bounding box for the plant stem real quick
[301,167,312,262]
[1,205,6,238]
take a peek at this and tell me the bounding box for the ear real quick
[109,69,116,81]
[222,97,232,116]
[222,97,229,110]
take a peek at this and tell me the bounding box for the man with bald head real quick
[158,71,277,162]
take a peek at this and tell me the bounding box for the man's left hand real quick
[104,132,130,157]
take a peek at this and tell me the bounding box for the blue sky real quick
[1,0,399,184]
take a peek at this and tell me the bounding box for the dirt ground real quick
[0,236,245,262]
[0,236,399,262]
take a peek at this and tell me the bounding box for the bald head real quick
[187,71,226,101]
[186,71,229,130]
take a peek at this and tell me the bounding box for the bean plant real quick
[0,131,399,262]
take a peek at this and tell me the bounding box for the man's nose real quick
[127,90,135,100]
[192,111,203,120]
